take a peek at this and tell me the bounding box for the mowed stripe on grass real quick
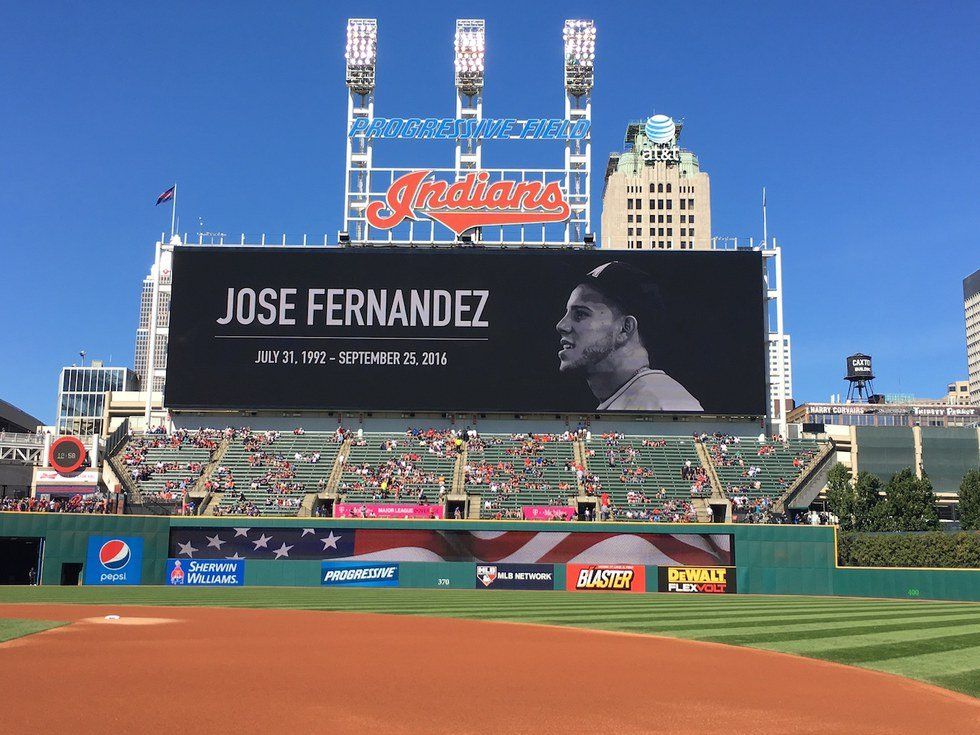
[0,618,66,643]
[0,587,977,697]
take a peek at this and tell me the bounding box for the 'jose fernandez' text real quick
[216,288,490,328]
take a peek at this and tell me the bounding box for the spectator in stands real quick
[599,491,610,520]
[555,261,703,411]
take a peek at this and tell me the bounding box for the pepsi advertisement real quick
[321,562,400,587]
[166,559,245,586]
[84,536,143,585]
[166,249,766,415]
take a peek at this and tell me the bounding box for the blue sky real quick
[2,1,977,423]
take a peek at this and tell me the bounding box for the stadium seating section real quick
[337,430,458,504]
[117,430,222,510]
[464,434,578,519]
[214,430,341,516]
[583,435,703,521]
[111,428,827,520]
[701,435,820,518]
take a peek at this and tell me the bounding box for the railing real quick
[105,419,130,458]
[775,441,836,514]
[163,232,343,248]
[0,433,45,465]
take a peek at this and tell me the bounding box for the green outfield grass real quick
[1,587,978,698]
[0,618,66,643]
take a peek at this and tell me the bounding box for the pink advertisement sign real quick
[334,503,444,519]
[522,506,576,521]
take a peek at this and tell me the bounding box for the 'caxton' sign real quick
[365,170,571,236]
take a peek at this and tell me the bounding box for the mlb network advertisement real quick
[166,249,766,415]
[84,536,143,586]
[166,559,245,586]
[475,563,555,590]
[657,566,737,594]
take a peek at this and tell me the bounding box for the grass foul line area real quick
[0,618,67,643]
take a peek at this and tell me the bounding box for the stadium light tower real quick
[562,19,594,243]
[454,19,485,178]
[345,18,378,242]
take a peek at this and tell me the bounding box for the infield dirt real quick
[1,604,976,734]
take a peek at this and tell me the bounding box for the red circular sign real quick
[49,436,86,474]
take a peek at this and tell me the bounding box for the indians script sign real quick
[365,170,571,236]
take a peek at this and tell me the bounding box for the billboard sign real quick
[165,559,245,586]
[171,527,734,565]
[657,566,736,594]
[522,506,575,521]
[566,564,645,593]
[365,170,570,235]
[84,536,143,585]
[475,563,555,590]
[321,561,400,587]
[348,117,589,141]
[166,249,766,415]
[333,503,444,519]
[640,114,681,164]
[35,468,100,495]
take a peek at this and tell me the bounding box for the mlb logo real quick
[476,565,497,587]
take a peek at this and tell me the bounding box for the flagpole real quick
[170,182,178,239]
[762,186,768,246]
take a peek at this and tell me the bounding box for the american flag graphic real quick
[169,527,733,566]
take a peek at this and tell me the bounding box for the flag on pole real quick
[156,185,176,206]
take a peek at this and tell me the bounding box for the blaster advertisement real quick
[566,564,645,593]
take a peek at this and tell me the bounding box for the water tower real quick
[844,353,875,402]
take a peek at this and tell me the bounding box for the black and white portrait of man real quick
[555,261,703,412]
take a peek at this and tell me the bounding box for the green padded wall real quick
[0,513,170,586]
[1,513,978,600]
[920,427,979,495]
[855,427,916,483]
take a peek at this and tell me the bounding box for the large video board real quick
[166,248,766,415]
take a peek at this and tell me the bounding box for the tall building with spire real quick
[965,268,980,405]
[134,246,172,394]
[600,114,711,250]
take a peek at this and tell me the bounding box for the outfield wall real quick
[0,513,977,601]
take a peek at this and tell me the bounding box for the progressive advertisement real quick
[321,561,400,587]
[166,249,766,415]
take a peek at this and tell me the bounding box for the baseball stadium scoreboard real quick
[142,17,781,424]
[165,248,767,416]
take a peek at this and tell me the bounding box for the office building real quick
[600,114,711,250]
[964,269,980,405]
[56,362,138,436]
[134,246,173,395]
